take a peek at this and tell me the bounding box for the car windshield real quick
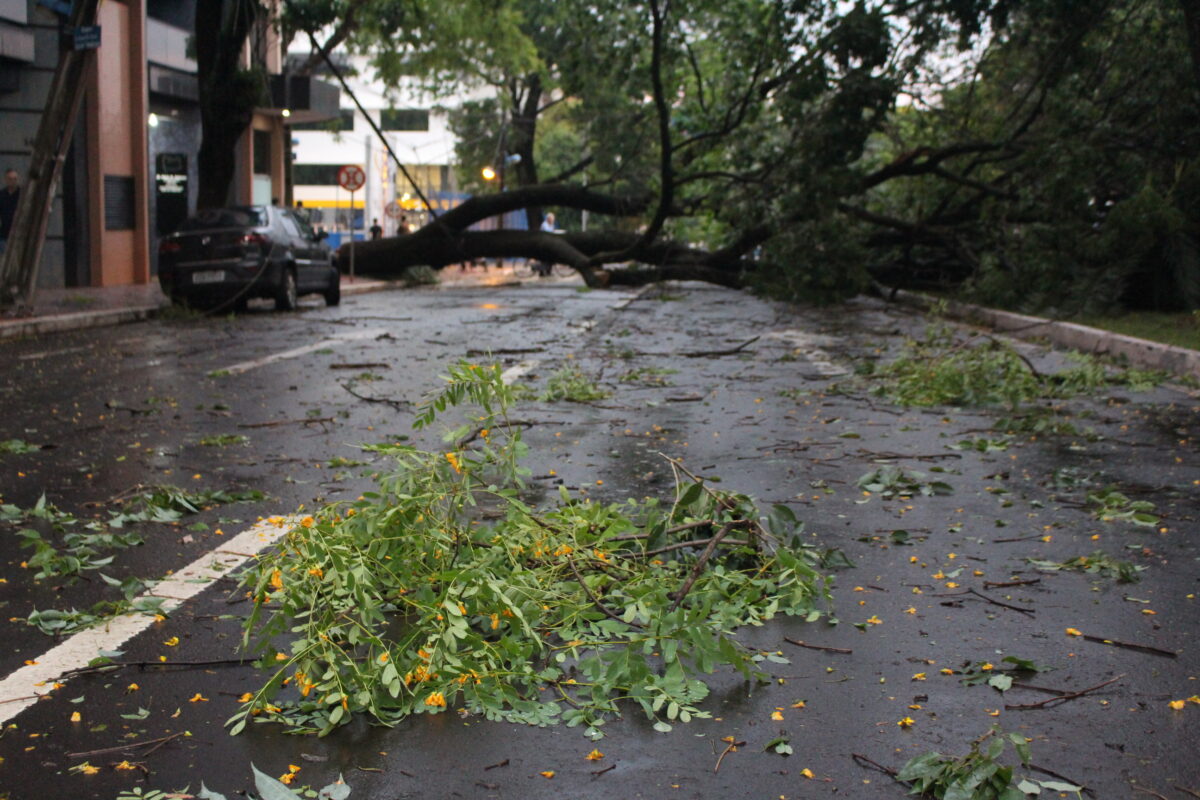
[177,207,267,231]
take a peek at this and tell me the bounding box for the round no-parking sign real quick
[337,164,366,192]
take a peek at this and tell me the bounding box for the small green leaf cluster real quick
[857,466,953,499]
[959,657,1051,693]
[0,438,40,455]
[232,361,832,739]
[1027,551,1144,583]
[198,434,251,447]
[537,364,611,402]
[619,366,678,386]
[1087,488,1157,526]
[112,764,351,800]
[898,727,1081,799]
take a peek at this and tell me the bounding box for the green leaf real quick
[252,762,299,800]
[988,674,1013,692]
[198,783,230,800]
[318,775,352,800]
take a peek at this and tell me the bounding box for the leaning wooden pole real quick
[0,0,100,310]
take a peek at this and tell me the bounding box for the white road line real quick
[0,516,296,725]
[218,328,385,375]
[501,360,540,384]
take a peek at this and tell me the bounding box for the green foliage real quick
[400,265,438,286]
[619,366,678,386]
[199,434,250,447]
[958,657,1051,693]
[1027,551,1143,583]
[857,466,952,499]
[897,727,1081,799]
[867,327,1041,409]
[949,437,1011,453]
[538,365,611,402]
[111,764,350,800]
[233,361,831,738]
[0,438,39,455]
[1087,488,1158,527]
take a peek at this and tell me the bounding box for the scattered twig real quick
[992,534,1045,544]
[641,537,750,558]
[466,347,545,356]
[60,658,253,679]
[567,556,644,629]
[1081,635,1177,658]
[455,419,537,448]
[1173,785,1200,799]
[683,335,760,358]
[67,732,185,759]
[784,637,852,654]
[983,578,1041,589]
[1130,787,1169,800]
[591,764,617,776]
[851,752,900,779]
[670,522,736,612]
[714,738,745,772]
[339,381,410,409]
[665,394,705,402]
[934,587,1035,616]
[1005,674,1124,710]
[1028,763,1093,795]
[238,417,334,429]
[329,362,390,370]
[484,759,509,771]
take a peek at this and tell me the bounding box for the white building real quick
[288,55,465,244]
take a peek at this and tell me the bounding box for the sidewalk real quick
[0,263,578,341]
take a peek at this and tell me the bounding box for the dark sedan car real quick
[158,205,340,310]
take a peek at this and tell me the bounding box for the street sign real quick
[384,200,403,219]
[71,25,101,50]
[337,164,365,192]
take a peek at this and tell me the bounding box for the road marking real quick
[501,360,540,385]
[218,329,385,375]
[765,329,849,376]
[0,516,296,725]
[18,345,92,361]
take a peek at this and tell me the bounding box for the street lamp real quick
[481,166,497,181]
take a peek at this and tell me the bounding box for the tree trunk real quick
[0,0,100,308]
[195,0,261,210]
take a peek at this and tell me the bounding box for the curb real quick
[0,305,161,341]
[887,288,1200,379]
[0,280,403,341]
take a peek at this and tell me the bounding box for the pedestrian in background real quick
[0,168,20,255]
[369,217,383,240]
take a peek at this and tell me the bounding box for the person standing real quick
[369,217,383,240]
[0,168,20,255]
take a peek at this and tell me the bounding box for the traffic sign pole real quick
[349,189,356,282]
[337,165,366,284]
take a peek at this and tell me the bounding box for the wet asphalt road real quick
[0,278,1198,799]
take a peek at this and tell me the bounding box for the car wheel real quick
[276,267,298,311]
[323,269,341,306]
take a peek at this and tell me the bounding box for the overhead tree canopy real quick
[280,0,1199,311]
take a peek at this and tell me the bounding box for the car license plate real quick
[192,270,225,284]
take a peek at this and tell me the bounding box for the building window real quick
[380,108,429,131]
[253,129,272,175]
[292,109,355,132]
[293,164,344,185]
[103,175,135,231]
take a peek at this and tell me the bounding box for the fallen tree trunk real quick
[338,227,755,289]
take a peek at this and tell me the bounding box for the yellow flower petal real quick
[585,749,604,761]
[800,768,815,779]
[898,717,915,728]
[70,711,81,722]
[540,770,556,779]
[771,711,784,721]
[1169,699,1186,710]
[189,693,208,703]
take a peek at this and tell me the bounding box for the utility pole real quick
[0,0,101,309]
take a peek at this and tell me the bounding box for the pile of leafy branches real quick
[233,362,831,738]
[860,323,1162,411]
